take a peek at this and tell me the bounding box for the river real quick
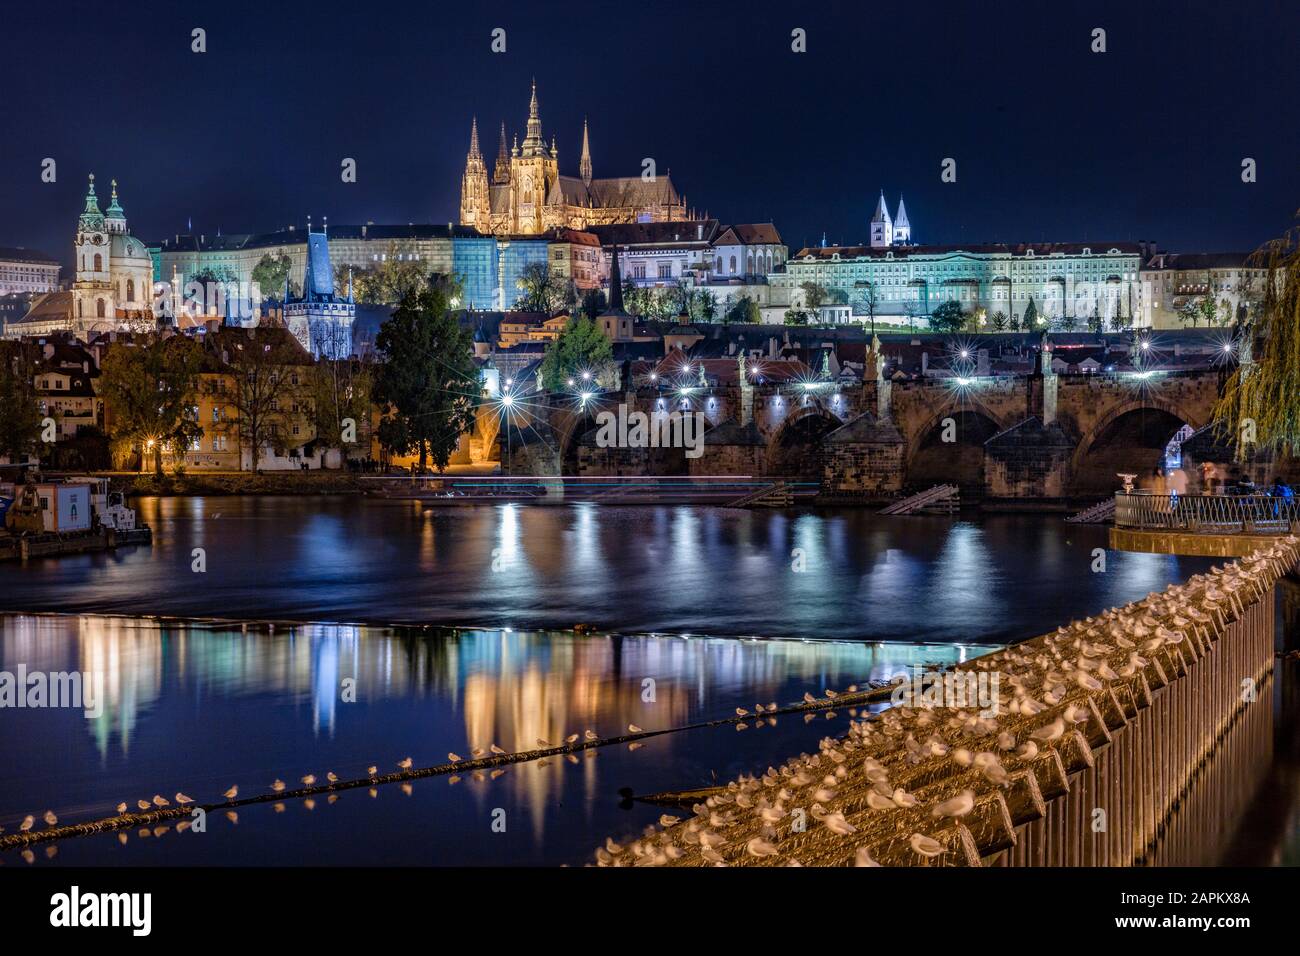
[3,497,1293,866]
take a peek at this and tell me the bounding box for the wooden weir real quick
[594,538,1298,867]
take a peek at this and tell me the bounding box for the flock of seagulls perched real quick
[590,540,1298,867]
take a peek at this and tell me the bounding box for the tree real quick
[855,282,879,334]
[991,310,1008,332]
[929,301,965,333]
[799,281,828,314]
[373,286,479,473]
[1023,297,1039,330]
[344,243,430,305]
[515,262,559,312]
[1214,216,1300,456]
[308,349,374,460]
[99,335,204,475]
[0,344,42,464]
[580,287,607,320]
[252,251,295,301]
[725,295,761,324]
[783,309,810,326]
[216,328,307,473]
[539,316,614,391]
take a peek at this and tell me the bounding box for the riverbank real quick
[107,471,369,497]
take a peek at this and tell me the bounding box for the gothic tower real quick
[870,190,893,249]
[460,117,490,233]
[579,117,592,186]
[893,196,911,244]
[493,122,510,185]
[511,80,559,234]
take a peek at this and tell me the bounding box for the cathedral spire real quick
[468,116,482,162]
[579,117,592,186]
[494,121,510,183]
[521,78,546,156]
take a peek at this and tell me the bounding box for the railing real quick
[1115,491,1300,535]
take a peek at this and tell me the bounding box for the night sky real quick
[2,0,1296,274]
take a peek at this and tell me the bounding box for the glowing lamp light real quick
[581,371,591,380]
[960,349,969,359]
[1140,340,1150,351]
[579,392,593,403]
[1223,343,1234,353]
[955,376,973,386]
[501,394,515,408]
[504,377,513,386]
[650,373,658,381]
[567,378,575,386]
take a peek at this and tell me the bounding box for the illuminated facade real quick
[460,82,688,237]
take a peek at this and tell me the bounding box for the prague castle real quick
[460,82,688,236]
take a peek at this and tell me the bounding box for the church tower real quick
[870,190,893,249]
[493,122,510,185]
[893,196,911,244]
[73,174,114,326]
[460,117,491,233]
[579,117,592,186]
[511,80,559,234]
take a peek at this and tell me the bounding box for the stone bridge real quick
[490,356,1224,502]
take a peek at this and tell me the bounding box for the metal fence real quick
[1114,491,1300,534]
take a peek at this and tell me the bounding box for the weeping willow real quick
[1213,212,1300,459]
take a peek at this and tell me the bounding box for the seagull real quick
[174,793,194,805]
[19,815,34,832]
[116,803,128,814]
[489,744,505,755]
[854,846,882,867]
[747,836,779,857]
[448,752,462,762]
[397,757,413,770]
[628,724,643,734]
[43,810,59,826]
[151,796,169,808]
[536,738,551,748]
[137,800,151,811]
[910,833,944,858]
[825,689,838,699]
[584,730,598,741]
[891,788,918,808]
[931,790,976,818]
[823,812,856,835]
[223,785,238,800]
[1030,718,1065,744]
[565,734,579,745]
[300,775,316,787]
[1016,741,1040,760]
[803,692,816,704]
[327,772,338,784]
[367,766,378,776]
[735,708,749,717]
[271,779,286,793]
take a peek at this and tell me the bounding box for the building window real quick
[93,253,102,272]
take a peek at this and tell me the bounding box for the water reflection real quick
[1,613,978,864]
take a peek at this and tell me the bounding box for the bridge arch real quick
[1069,398,1203,495]
[905,407,1006,494]
[765,402,844,476]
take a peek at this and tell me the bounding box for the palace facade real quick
[460,82,689,236]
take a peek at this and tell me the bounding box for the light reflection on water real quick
[0,614,982,865]
[0,498,1247,866]
[0,497,1217,641]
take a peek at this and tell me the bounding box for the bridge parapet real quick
[594,538,1299,866]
